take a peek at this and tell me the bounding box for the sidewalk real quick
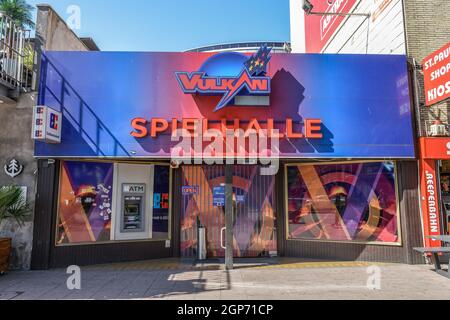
[0,259,449,300]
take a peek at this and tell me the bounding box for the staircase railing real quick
[0,11,34,91]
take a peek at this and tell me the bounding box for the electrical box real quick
[121,184,146,233]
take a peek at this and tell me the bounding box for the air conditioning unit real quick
[429,121,448,137]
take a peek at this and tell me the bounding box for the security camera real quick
[170,159,181,169]
[302,0,314,15]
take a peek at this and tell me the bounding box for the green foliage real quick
[23,41,33,70]
[0,186,30,228]
[0,0,35,29]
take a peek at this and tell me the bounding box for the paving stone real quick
[2,262,450,300]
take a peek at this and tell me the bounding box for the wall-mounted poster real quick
[56,161,114,244]
[152,165,170,238]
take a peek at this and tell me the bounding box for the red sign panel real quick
[419,158,442,248]
[304,0,358,53]
[423,42,450,106]
[419,137,450,160]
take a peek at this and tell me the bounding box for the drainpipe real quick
[411,58,424,137]
[225,164,234,270]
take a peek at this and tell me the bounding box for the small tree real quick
[0,186,29,228]
[0,0,34,29]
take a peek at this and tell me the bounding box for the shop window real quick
[152,165,171,239]
[286,161,400,244]
[56,161,114,245]
[56,161,172,245]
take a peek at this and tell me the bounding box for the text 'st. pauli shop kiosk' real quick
[30,48,424,269]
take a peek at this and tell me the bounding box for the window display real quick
[286,162,400,244]
[57,161,172,245]
[57,161,113,244]
[152,165,170,238]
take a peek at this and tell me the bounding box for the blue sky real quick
[27,0,290,52]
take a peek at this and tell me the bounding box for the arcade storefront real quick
[30,50,424,269]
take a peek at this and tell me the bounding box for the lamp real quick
[302,0,370,18]
[302,0,314,14]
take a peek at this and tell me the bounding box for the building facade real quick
[4,2,445,272]
[290,0,450,253]
[30,43,423,268]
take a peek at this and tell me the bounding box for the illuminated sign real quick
[176,46,272,111]
[35,52,415,159]
[182,186,199,196]
[130,118,323,139]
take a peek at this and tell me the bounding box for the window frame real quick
[284,160,403,246]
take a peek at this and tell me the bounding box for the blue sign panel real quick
[35,52,415,158]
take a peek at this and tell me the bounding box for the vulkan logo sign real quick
[176,45,272,112]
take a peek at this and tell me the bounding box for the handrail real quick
[0,11,34,91]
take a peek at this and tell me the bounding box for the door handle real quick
[220,227,226,249]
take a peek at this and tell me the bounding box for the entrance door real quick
[180,165,277,258]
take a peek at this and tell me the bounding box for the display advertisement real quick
[57,161,113,244]
[287,162,400,243]
[35,51,414,159]
[423,42,450,106]
[152,165,170,236]
[304,0,358,53]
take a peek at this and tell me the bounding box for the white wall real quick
[290,0,306,53]
[290,0,406,54]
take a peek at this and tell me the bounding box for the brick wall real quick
[403,0,450,136]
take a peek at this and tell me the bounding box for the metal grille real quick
[180,165,277,258]
[0,12,33,91]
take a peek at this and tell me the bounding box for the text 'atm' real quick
[121,184,146,233]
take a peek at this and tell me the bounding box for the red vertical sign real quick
[419,158,442,247]
[423,42,450,106]
[304,0,358,53]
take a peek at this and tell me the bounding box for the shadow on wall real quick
[136,67,334,155]
[37,54,130,158]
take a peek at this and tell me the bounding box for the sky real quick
[26,0,291,52]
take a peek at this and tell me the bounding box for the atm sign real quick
[123,184,145,193]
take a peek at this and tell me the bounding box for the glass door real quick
[180,165,277,258]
